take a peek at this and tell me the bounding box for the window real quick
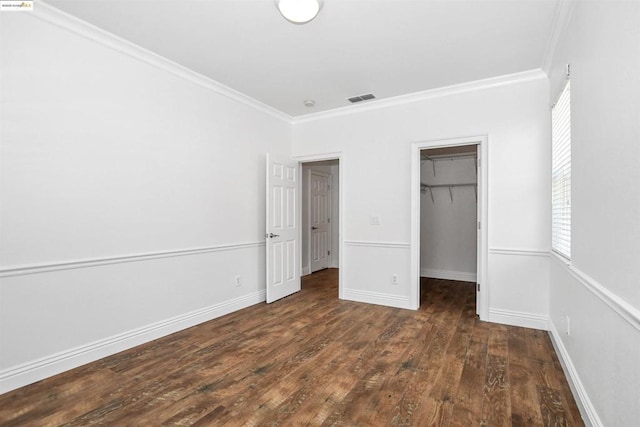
[552,81,571,259]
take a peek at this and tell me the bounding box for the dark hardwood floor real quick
[0,269,582,426]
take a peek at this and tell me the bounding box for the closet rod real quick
[420,182,477,203]
[420,182,476,188]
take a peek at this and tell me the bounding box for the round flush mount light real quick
[304,99,316,107]
[277,0,321,24]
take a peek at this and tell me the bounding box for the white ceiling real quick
[45,0,559,117]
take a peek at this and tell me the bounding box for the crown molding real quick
[32,1,292,123]
[291,69,547,124]
[29,2,554,126]
[541,0,576,75]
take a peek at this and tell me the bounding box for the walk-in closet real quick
[420,145,479,300]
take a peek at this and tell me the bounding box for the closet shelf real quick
[421,154,477,162]
[420,182,477,203]
[421,153,477,177]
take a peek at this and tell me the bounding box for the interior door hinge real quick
[328,218,330,223]
[328,250,330,255]
[477,221,481,230]
[477,283,480,292]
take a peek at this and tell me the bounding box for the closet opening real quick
[419,144,479,313]
[412,138,486,314]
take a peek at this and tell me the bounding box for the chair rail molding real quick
[0,242,265,278]
[343,240,411,249]
[552,253,640,332]
[489,248,550,257]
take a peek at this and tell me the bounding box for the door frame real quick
[294,152,343,299]
[410,136,489,319]
[307,168,332,273]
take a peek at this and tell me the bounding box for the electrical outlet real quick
[234,275,241,287]
[392,274,398,285]
[565,315,571,336]
[370,215,381,225]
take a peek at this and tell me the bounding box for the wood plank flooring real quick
[0,269,583,426]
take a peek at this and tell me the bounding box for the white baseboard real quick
[548,321,602,426]
[342,288,412,310]
[301,266,311,276]
[420,268,477,283]
[488,308,549,330]
[0,290,265,394]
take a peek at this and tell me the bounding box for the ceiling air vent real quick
[348,93,376,103]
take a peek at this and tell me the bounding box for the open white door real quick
[476,147,482,315]
[266,153,301,303]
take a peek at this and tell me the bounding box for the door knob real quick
[311,226,318,230]
[269,233,280,238]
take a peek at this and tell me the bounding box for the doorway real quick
[266,153,342,303]
[420,145,478,312]
[294,152,343,299]
[410,136,488,319]
[301,160,339,275]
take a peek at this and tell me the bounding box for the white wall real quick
[301,161,339,275]
[420,156,477,282]
[547,1,640,425]
[0,7,290,392]
[292,72,551,325]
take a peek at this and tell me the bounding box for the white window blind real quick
[552,81,571,258]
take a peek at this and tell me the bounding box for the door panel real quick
[310,171,331,272]
[266,154,300,303]
[476,148,481,315]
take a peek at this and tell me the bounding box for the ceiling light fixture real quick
[277,0,321,24]
[304,99,316,107]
